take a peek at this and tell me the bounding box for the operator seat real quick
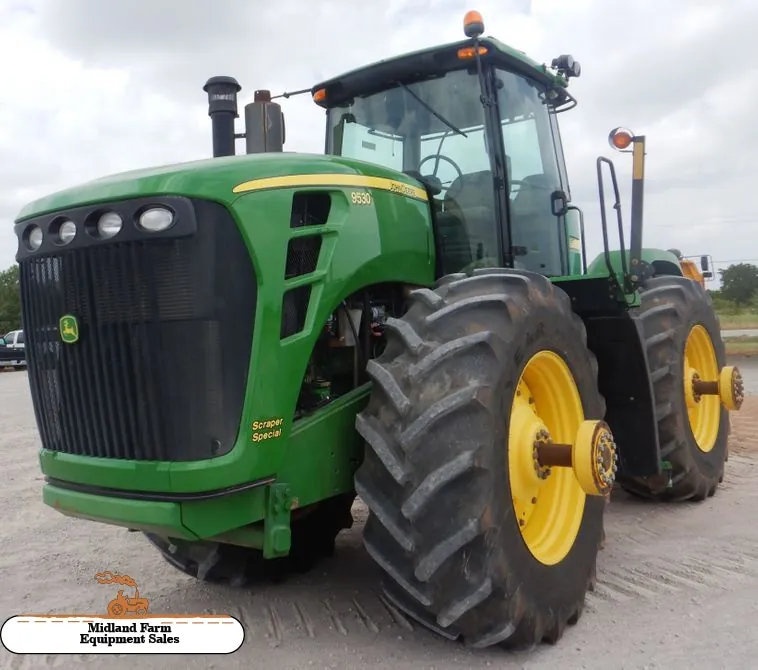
[434,170,497,274]
[509,174,559,274]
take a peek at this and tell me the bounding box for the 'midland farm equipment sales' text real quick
[80,622,179,647]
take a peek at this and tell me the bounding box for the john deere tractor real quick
[14,11,744,650]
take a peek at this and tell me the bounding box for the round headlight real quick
[138,207,174,232]
[97,212,123,238]
[27,225,43,251]
[58,220,77,244]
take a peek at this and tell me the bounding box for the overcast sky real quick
[1,0,756,285]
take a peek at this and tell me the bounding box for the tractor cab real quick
[312,12,582,279]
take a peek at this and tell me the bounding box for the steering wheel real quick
[418,154,464,184]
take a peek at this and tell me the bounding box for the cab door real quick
[493,68,573,277]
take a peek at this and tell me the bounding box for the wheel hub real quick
[508,350,612,566]
[531,420,618,497]
[686,364,744,411]
[683,325,741,453]
[718,365,745,411]
[532,429,553,480]
[583,422,618,496]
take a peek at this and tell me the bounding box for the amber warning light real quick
[458,46,488,60]
[463,10,484,38]
[609,127,635,151]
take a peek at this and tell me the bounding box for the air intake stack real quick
[203,78,286,157]
[202,76,242,158]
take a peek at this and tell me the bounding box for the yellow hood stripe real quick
[232,173,429,202]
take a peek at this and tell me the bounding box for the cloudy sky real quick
[1,0,756,285]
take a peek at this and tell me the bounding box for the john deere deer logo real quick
[95,572,149,617]
[59,314,79,344]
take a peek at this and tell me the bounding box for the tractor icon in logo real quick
[95,572,149,617]
[59,314,79,344]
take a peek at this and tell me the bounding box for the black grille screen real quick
[19,199,257,462]
[285,236,322,280]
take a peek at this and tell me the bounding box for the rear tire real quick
[144,492,355,586]
[619,275,729,501]
[354,269,607,649]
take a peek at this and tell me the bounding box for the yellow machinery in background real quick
[668,249,714,288]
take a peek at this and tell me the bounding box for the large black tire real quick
[143,492,355,586]
[354,269,607,649]
[619,275,729,502]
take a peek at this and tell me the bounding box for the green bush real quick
[0,265,20,335]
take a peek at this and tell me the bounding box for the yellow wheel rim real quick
[683,325,720,452]
[508,350,586,566]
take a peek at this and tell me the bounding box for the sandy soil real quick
[728,394,758,456]
[2,368,758,670]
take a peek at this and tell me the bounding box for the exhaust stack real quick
[244,90,285,154]
[203,76,241,158]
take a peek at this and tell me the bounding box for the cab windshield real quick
[325,65,567,277]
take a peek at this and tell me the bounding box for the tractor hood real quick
[14,152,425,222]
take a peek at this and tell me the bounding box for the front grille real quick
[18,198,257,462]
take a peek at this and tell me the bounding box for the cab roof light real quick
[457,46,488,60]
[463,10,484,38]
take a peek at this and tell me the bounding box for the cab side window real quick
[497,70,566,276]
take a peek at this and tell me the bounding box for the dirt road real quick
[2,369,758,670]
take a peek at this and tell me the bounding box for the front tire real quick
[354,269,608,649]
[620,275,731,501]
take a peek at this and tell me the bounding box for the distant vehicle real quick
[3,330,24,350]
[0,333,25,369]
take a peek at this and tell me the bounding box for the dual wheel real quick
[622,274,743,500]
[353,269,739,649]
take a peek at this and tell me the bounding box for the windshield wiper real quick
[395,81,467,138]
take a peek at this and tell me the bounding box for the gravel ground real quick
[2,368,758,670]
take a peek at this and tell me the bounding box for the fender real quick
[560,247,682,478]
[581,310,661,478]
[586,247,683,279]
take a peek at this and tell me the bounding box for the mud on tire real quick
[354,268,607,649]
[143,492,355,586]
[620,275,729,502]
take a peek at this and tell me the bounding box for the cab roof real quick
[310,36,571,109]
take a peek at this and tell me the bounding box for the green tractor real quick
[14,10,744,650]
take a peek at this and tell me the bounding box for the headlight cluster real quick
[96,212,123,239]
[21,206,176,252]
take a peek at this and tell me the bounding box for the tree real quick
[719,263,758,306]
[0,265,21,335]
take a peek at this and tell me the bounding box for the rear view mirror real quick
[551,190,568,217]
[700,255,709,271]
